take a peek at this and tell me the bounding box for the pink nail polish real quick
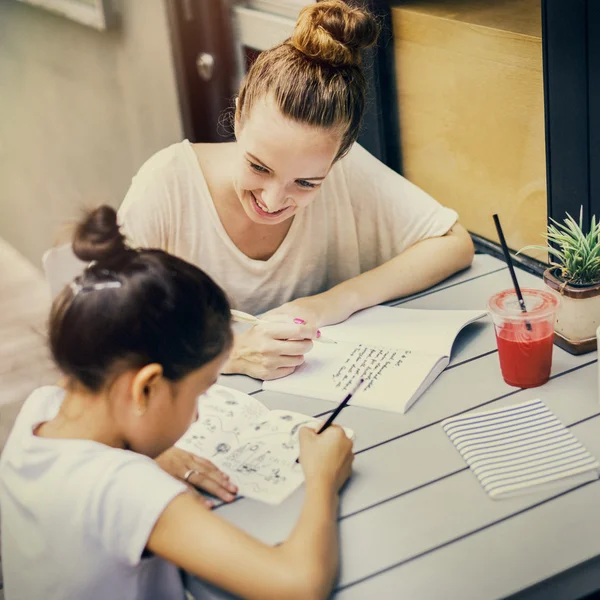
[294,318,306,324]
[317,330,322,338]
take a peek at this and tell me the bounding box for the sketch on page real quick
[175,386,353,504]
[213,411,322,504]
[176,385,269,458]
[216,440,304,504]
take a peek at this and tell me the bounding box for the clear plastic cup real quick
[488,288,560,388]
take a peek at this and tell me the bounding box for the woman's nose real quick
[260,185,287,211]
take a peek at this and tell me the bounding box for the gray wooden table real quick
[188,254,600,600]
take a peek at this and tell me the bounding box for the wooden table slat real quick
[391,253,507,306]
[335,478,600,600]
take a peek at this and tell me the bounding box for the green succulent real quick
[519,207,600,285]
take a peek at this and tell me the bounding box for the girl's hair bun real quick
[72,205,128,263]
[290,0,379,68]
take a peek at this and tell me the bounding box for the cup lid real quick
[488,288,559,319]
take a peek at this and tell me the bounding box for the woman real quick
[119,0,473,382]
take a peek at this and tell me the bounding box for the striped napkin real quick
[442,399,600,499]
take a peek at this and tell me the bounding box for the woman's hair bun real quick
[290,0,379,68]
[72,205,129,263]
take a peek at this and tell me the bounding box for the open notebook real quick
[263,305,487,414]
[176,385,354,505]
[442,399,600,499]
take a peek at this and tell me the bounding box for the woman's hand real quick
[297,425,354,492]
[155,447,238,506]
[263,293,349,329]
[224,318,319,380]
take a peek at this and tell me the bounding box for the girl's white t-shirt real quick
[118,141,458,315]
[0,386,188,600]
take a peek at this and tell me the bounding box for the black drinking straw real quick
[493,214,532,331]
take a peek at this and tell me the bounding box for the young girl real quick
[0,206,353,600]
[118,0,474,383]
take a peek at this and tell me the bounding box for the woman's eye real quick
[249,162,268,174]
[297,180,317,189]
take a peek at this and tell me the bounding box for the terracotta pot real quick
[543,268,600,353]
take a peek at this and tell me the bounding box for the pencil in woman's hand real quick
[230,309,337,344]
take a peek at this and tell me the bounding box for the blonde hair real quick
[236,0,379,161]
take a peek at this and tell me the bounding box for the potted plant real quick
[520,208,600,355]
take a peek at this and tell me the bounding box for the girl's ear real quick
[131,364,164,416]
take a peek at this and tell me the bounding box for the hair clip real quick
[70,281,83,296]
[94,281,122,290]
[69,280,121,297]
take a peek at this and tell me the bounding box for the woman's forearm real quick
[319,223,474,324]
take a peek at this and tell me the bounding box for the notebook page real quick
[319,306,487,357]
[442,399,600,499]
[177,389,355,504]
[212,411,354,504]
[264,341,441,413]
[404,357,448,413]
[176,385,269,458]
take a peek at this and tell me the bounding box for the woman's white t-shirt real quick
[118,141,457,315]
[0,386,188,600]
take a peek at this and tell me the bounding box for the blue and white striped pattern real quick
[442,399,600,499]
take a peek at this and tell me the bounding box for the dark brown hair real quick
[236,0,379,161]
[49,206,232,391]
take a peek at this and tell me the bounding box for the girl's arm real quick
[147,426,353,600]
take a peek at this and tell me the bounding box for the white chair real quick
[42,243,88,300]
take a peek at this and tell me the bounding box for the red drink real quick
[488,288,560,389]
[495,321,554,388]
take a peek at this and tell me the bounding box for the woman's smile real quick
[250,191,289,219]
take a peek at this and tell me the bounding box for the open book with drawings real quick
[263,305,487,414]
[176,384,354,505]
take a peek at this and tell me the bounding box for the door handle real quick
[196,52,215,82]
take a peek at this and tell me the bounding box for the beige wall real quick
[0,0,183,266]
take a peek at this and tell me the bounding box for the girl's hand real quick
[155,447,237,506]
[297,425,354,492]
[225,318,319,380]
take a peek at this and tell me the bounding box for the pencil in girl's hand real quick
[296,378,364,464]
[230,309,337,344]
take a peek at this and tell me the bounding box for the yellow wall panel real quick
[392,1,546,260]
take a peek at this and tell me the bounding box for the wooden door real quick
[166,0,238,142]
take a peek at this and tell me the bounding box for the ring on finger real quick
[183,469,199,482]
